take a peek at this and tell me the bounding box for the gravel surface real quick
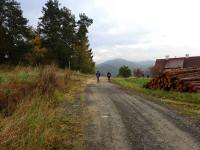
[84,78,200,150]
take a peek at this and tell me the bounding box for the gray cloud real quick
[90,28,151,48]
[18,0,200,63]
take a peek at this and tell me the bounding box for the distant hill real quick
[96,58,155,76]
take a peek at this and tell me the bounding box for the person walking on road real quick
[96,71,101,83]
[107,72,111,82]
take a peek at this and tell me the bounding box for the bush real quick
[118,65,132,77]
[133,68,144,77]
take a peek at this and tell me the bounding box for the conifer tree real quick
[38,0,62,64]
[0,0,7,63]
[60,7,77,68]
[75,13,95,73]
[0,0,31,64]
[0,0,95,72]
[38,0,77,68]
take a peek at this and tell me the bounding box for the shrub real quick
[133,68,144,77]
[118,65,132,77]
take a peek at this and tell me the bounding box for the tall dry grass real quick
[0,66,39,116]
[0,81,36,116]
[37,65,58,94]
[0,65,88,150]
[0,65,60,116]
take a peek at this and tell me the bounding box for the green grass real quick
[113,77,200,104]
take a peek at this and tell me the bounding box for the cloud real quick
[94,44,200,64]
[18,0,200,63]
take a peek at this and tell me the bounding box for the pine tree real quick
[0,0,31,64]
[38,0,62,64]
[0,0,7,63]
[60,7,77,68]
[118,66,132,77]
[75,13,95,73]
[38,0,77,68]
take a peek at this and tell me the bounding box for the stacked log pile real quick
[145,68,200,92]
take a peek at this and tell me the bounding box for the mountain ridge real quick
[96,58,155,76]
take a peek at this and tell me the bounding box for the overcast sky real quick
[18,0,200,63]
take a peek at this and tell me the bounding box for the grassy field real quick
[113,78,200,117]
[0,65,90,150]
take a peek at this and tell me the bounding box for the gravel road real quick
[84,78,200,150]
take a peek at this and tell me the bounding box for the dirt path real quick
[84,78,200,150]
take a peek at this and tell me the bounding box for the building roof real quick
[184,56,200,68]
[154,56,200,72]
[165,58,184,69]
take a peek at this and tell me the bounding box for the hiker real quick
[96,71,101,83]
[107,72,111,82]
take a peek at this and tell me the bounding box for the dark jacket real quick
[107,72,111,77]
[96,71,100,77]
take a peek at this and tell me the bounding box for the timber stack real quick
[145,68,200,92]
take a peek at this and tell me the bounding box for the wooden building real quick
[153,56,200,76]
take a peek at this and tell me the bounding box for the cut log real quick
[145,68,200,92]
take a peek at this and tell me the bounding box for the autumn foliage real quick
[133,68,144,77]
[25,34,48,65]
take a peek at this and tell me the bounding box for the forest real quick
[0,0,95,73]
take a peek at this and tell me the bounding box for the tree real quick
[60,7,77,68]
[118,66,132,77]
[0,0,31,64]
[74,13,95,73]
[38,0,79,68]
[38,0,62,65]
[31,34,48,65]
[133,68,144,77]
[0,0,7,63]
[38,0,95,71]
[0,0,95,71]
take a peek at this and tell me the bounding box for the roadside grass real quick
[113,77,200,118]
[0,65,89,149]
